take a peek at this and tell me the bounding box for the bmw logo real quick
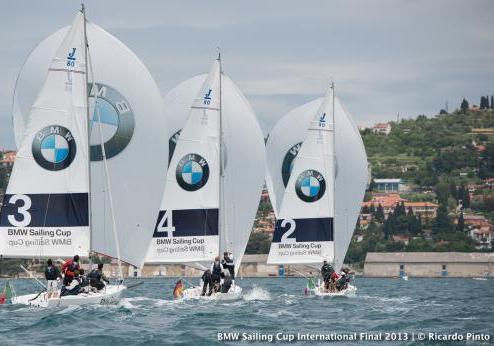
[88,83,134,161]
[176,153,210,191]
[32,125,76,171]
[281,142,302,187]
[295,169,326,202]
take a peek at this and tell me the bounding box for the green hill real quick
[362,108,494,187]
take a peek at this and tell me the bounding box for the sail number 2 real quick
[156,210,175,238]
[7,194,32,227]
[280,219,296,243]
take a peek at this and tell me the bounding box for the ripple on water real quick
[0,277,492,346]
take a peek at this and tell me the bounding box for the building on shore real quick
[0,150,15,168]
[364,252,494,278]
[372,123,392,135]
[374,179,402,192]
[362,193,438,220]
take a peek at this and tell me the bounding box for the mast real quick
[84,5,123,281]
[330,81,336,267]
[218,50,224,257]
[81,3,93,259]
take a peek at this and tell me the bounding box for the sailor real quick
[210,256,223,293]
[220,269,233,293]
[60,270,82,297]
[320,259,334,289]
[201,269,213,296]
[77,268,90,292]
[221,252,235,279]
[337,268,353,291]
[61,255,80,286]
[335,272,347,291]
[87,263,110,291]
[173,280,184,299]
[44,258,61,299]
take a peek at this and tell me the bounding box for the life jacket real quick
[61,259,79,277]
[212,262,222,279]
[222,256,234,268]
[88,269,102,282]
[45,266,58,280]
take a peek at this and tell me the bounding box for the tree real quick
[431,203,454,236]
[480,96,488,110]
[374,204,385,223]
[456,212,465,232]
[460,98,469,114]
[439,109,448,115]
[491,96,493,109]
[459,185,471,208]
[245,232,271,254]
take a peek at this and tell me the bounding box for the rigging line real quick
[86,39,124,283]
[82,4,93,261]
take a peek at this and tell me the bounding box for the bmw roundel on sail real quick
[0,12,90,258]
[266,84,368,270]
[11,14,168,267]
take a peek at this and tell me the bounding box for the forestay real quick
[0,13,90,258]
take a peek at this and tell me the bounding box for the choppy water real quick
[0,277,492,345]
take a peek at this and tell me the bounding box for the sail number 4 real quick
[7,194,32,227]
[280,219,296,243]
[156,210,175,238]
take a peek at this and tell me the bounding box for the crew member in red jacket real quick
[61,255,80,285]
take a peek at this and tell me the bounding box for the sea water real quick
[0,277,492,345]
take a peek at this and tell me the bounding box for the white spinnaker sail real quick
[12,21,167,267]
[268,87,335,265]
[266,94,367,270]
[146,60,221,263]
[0,12,90,258]
[147,71,265,275]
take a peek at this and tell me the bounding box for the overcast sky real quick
[1,0,493,148]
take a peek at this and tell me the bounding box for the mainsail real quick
[11,18,167,267]
[146,61,265,274]
[0,12,90,258]
[266,87,368,270]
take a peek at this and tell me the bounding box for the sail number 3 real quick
[7,194,32,227]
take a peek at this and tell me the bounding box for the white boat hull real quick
[182,283,242,301]
[310,284,357,297]
[12,284,126,308]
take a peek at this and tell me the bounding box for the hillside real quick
[363,108,494,186]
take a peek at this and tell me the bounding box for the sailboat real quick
[265,83,368,297]
[0,7,168,307]
[12,7,167,269]
[145,56,265,300]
